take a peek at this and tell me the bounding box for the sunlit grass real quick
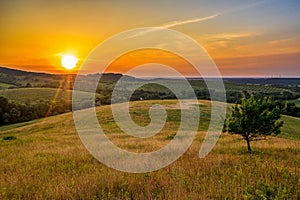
[0,100,299,199]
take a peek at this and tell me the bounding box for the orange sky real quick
[0,1,300,77]
[105,49,200,77]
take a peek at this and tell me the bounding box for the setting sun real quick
[61,55,78,70]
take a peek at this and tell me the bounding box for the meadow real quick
[0,88,105,125]
[288,99,300,107]
[0,100,299,199]
[0,83,11,90]
[0,88,103,104]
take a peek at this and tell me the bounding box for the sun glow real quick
[61,55,78,70]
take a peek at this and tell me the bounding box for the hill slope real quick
[0,100,299,199]
[0,88,73,103]
[0,88,102,103]
[280,115,300,139]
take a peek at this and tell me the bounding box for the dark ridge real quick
[0,66,59,77]
[223,78,300,87]
[0,66,137,82]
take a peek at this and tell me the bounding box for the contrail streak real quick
[126,13,220,39]
[162,13,221,28]
[126,0,266,39]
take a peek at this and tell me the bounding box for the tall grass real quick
[0,100,299,199]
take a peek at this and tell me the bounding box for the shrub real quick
[2,135,17,141]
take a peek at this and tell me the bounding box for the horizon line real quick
[1,66,300,79]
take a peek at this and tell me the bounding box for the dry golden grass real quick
[0,100,299,199]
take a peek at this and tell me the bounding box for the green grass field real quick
[0,88,74,103]
[280,115,300,139]
[135,80,292,94]
[224,82,291,93]
[0,100,299,199]
[0,82,12,90]
[0,88,103,104]
[288,99,300,107]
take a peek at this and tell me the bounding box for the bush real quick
[165,133,176,140]
[3,135,17,141]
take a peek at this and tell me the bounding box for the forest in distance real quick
[0,66,300,125]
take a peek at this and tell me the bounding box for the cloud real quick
[126,1,266,39]
[198,32,261,49]
[221,0,267,15]
[161,13,220,28]
[126,13,220,39]
[204,32,260,40]
[160,1,267,30]
[270,35,300,45]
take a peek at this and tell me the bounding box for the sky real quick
[0,0,300,77]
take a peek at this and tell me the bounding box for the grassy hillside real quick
[0,66,65,88]
[0,88,102,103]
[288,99,300,107]
[0,88,73,103]
[280,115,300,139]
[0,88,104,125]
[0,100,299,199]
[0,82,12,90]
[134,79,293,94]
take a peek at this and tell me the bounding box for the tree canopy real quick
[225,95,284,153]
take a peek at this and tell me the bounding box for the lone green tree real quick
[225,95,283,153]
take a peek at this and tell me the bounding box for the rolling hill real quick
[1,66,299,125]
[0,88,102,104]
[0,82,11,90]
[0,100,299,199]
[1,66,299,98]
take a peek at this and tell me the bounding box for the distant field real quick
[0,88,72,103]
[224,82,291,93]
[288,99,300,106]
[135,80,292,94]
[0,100,299,199]
[0,88,102,103]
[0,82,12,90]
[280,115,300,139]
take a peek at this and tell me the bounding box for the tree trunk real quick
[246,138,252,153]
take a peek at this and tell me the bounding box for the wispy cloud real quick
[161,13,220,28]
[126,13,220,39]
[270,35,300,45]
[160,0,266,29]
[204,32,260,40]
[159,0,265,30]
[222,0,267,15]
[126,1,265,39]
[198,32,261,49]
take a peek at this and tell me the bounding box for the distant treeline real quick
[223,78,300,88]
[0,96,71,125]
[1,65,300,125]
[101,86,300,118]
